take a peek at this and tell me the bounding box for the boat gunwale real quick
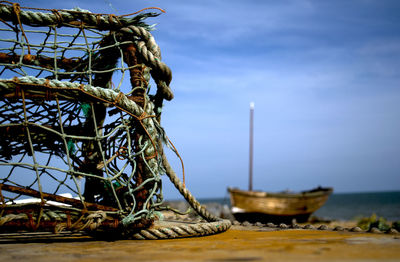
[228,187,333,199]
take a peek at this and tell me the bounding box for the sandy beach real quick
[1,223,400,262]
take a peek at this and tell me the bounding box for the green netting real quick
[0,2,232,239]
[0,1,173,234]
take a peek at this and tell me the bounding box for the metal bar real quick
[0,52,83,71]
[0,183,118,212]
[249,102,254,191]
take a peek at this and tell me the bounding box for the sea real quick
[197,191,400,222]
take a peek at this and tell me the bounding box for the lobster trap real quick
[0,2,179,236]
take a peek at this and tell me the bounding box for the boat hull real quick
[228,187,333,223]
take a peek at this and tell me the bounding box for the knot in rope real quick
[137,111,155,121]
[83,211,107,231]
[51,9,63,27]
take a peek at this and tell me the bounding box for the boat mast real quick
[249,102,254,191]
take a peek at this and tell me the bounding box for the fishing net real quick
[0,2,231,239]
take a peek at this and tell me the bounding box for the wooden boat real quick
[228,186,333,223]
[228,103,333,223]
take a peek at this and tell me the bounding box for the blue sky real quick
[15,0,400,198]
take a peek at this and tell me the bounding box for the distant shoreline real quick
[164,191,400,222]
[164,190,400,201]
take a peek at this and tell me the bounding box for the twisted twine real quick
[0,213,28,226]
[0,2,160,30]
[118,25,173,101]
[130,220,232,240]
